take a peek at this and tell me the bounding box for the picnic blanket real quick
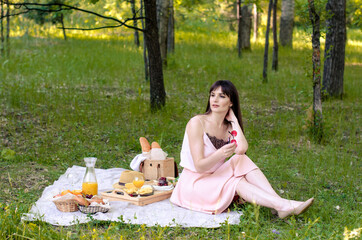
[22,165,242,227]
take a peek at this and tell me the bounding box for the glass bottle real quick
[82,157,98,196]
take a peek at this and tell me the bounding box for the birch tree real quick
[279,0,294,47]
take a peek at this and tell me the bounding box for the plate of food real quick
[151,177,175,191]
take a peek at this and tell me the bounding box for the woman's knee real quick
[236,178,250,197]
[230,154,247,164]
[236,177,248,189]
[232,154,246,159]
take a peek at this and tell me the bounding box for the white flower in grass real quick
[350,230,358,237]
[343,227,361,240]
[335,205,340,210]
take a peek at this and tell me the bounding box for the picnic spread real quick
[22,138,243,227]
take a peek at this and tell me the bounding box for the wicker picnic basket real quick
[78,205,109,214]
[53,198,79,212]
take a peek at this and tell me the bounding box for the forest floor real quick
[0,24,361,239]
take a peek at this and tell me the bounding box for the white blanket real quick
[22,166,242,227]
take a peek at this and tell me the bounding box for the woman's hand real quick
[219,142,237,158]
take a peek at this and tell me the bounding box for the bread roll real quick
[73,195,89,206]
[139,137,151,152]
[89,196,104,204]
[151,142,161,149]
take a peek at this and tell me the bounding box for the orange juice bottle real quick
[82,157,98,196]
[82,182,98,196]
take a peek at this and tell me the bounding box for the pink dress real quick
[170,131,258,214]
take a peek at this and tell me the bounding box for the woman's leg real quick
[236,178,293,211]
[244,168,280,198]
[231,155,282,200]
[244,169,304,209]
[237,178,314,219]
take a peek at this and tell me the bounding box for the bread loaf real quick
[139,137,151,152]
[151,142,161,149]
[73,195,89,206]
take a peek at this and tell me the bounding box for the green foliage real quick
[295,0,328,30]
[346,0,362,29]
[295,0,361,30]
[0,149,15,160]
[24,0,71,26]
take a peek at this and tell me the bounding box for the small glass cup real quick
[66,173,78,189]
[132,176,145,197]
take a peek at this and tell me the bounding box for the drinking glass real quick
[66,173,78,189]
[132,176,145,197]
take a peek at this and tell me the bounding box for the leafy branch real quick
[0,1,145,32]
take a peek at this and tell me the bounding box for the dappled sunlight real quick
[347,39,362,48]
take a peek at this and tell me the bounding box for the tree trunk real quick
[263,0,273,82]
[131,0,140,47]
[237,0,242,58]
[322,0,346,98]
[240,5,252,50]
[308,0,323,142]
[5,0,9,57]
[272,0,278,71]
[144,0,166,110]
[0,0,4,57]
[140,0,149,81]
[60,13,67,41]
[253,3,258,42]
[280,0,294,47]
[157,0,169,66]
[167,0,174,53]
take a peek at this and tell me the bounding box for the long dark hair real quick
[205,80,244,133]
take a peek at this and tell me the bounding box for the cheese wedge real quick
[125,183,136,189]
[139,186,153,195]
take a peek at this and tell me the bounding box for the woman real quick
[170,80,314,218]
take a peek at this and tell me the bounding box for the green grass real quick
[0,23,361,239]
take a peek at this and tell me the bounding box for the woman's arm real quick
[187,116,237,173]
[226,109,248,154]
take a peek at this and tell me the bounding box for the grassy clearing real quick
[0,23,361,239]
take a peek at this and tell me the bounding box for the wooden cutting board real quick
[101,187,173,206]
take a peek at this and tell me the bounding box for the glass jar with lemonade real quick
[82,157,98,196]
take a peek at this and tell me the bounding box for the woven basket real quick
[53,199,79,212]
[78,205,109,214]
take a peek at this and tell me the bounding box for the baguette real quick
[151,141,161,149]
[139,137,151,152]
